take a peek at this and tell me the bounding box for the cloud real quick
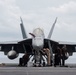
[0,0,76,42]
[48,1,76,14]
[0,0,22,28]
[43,2,76,41]
[0,0,21,16]
[0,0,23,40]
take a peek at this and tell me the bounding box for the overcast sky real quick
[0,0,76,63]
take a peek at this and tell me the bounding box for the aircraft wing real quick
[0,38,32,55]
[58,41,76,52]
[58,41,76,56]
[44,39,76,56]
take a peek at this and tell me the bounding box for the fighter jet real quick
[0,17,76,67]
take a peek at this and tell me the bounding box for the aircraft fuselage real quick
[32,28,45,50]
[31,28,45,66]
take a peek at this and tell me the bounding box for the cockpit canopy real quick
[33,28,45,37]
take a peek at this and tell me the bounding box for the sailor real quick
[61,45,67,66]
[43,48,51,66]
[18,53,29,66]
[54,46,61,67]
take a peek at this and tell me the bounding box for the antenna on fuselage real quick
[20,17,27,39]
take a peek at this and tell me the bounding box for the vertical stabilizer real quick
[48,17,57,39]
[20,17,27,39]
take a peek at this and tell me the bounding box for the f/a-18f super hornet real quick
[0,17,76,67]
